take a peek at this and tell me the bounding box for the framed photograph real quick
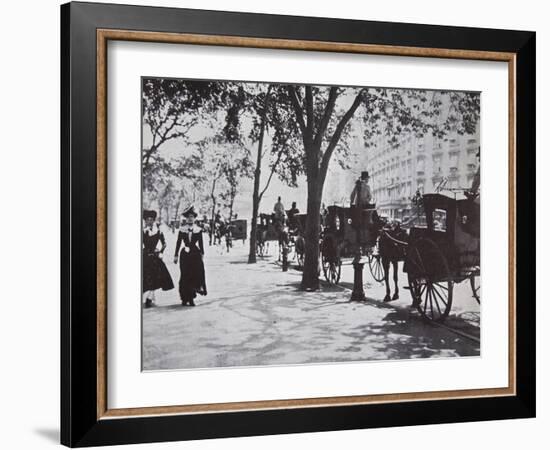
[61,1,535,447]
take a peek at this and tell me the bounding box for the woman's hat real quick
[143,209,157,220]
[182,205,198,218]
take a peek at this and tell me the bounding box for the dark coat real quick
[175,227,207,300]
[142,228,174,292]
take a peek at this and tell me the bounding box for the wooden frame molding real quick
[96,29,517,420]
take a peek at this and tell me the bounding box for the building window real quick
[449,152,459,169]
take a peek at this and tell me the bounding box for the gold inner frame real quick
[96,29,517,420]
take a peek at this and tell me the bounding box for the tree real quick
[219,142,254,223]
[273,85,479,290]
[142,78,221,173]
[221,83,300,263]
[282,85,365,290]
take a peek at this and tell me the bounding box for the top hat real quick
[361,171,370,179]
[142,209,157,220]
[182,205,198,218]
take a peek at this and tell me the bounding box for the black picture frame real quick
[61,1,535,447]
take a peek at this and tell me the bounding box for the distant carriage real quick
[292,213,307,267]
[283,212,307,268]
[402,193,480,322]
[229,219,247,242]
[255,213,280,256]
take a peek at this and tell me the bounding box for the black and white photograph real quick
[141,77,481,371]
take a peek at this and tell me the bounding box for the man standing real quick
[350,171,373,259]
[350,171,372,208]
[273,196,285,222]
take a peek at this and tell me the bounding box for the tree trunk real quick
[301,147,322,291]
[228,188,235,224]
[248,156,262,263]
[248,85,272,264]
[142,144,157,173]
[209,179,217,245]
[248,188,260,263]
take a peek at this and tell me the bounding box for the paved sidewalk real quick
[142,234,480,370]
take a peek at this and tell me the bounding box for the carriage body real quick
[404,193,480,321]
[258,213,281,241]
[323,205,380,257]
[405,193,480,280]
[319,204,385,284]
[230,219,247,241]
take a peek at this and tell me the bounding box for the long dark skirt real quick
[143,253,174,292]
[179,249,207,303]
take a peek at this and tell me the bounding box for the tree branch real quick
[259,143,286,200]
[312,86,338,149]
[287,86,307,140]
[318,90,364,190]
[305,86,314,137]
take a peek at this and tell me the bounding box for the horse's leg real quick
[392,260,399,300]
[382,257,391,302]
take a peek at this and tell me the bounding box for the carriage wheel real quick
[322,253,341,285]
[368,254,384,282]
[321,237,341,285]
[470,274,480,303]
[406,238,453,322]
[368,241,384,282]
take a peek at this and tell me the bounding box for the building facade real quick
[365,130,479,220]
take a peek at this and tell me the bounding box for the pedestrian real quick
[174,205,207,306]
[142,209,174,308]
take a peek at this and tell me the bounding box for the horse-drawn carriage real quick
[256,212,307,269]
[286,213,307,268]
[229,219,247,243]
[255,213,280,257]
[320,205,385,285]
[402,193,480,322]
[319,192,479,323]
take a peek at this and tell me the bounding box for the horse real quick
[213,222,224,246]
[378,222,408,302]
[293,232,305,268]
[224,225,233,253]
[287,218,305,268]
[255,222,268,256]
[273,214,289,264]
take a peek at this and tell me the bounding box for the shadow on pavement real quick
[343,309,479,358]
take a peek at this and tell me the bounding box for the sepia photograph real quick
[141,77,481,371]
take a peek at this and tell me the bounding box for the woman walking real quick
[142,210,174,308]
[174,206,207,306]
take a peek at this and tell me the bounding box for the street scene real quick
[143,232,480,370]
[141,78,481,370]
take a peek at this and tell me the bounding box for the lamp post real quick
[351,257,366,301]
[282,245,289,271]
